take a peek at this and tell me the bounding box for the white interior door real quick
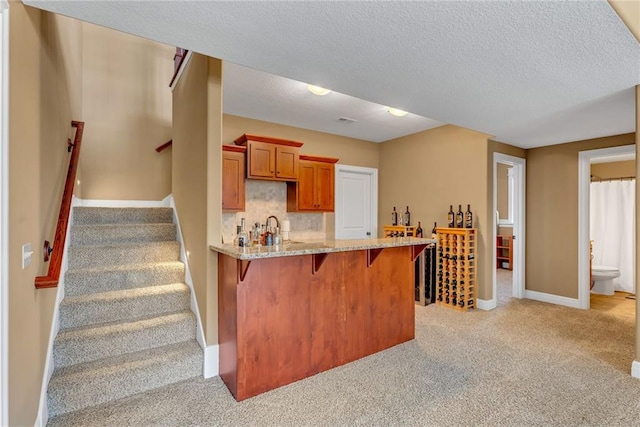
[335,165,378,240]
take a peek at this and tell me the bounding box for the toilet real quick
[591,265,621,295]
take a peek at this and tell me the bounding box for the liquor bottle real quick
[233,225,241,247]
[465,204,473,228]
[447,205,455,228]
[405,206,411,226]
[431,222,437,239]
[456,204,464,228]
[392,206,398,226]
[238,218,248,247]
[416,221,423,238]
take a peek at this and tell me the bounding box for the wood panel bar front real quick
[218,245,416,401]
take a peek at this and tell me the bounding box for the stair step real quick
[68,241,180,269]
[59,283,191,329]
[70,223,177,246]
[74,207,174,225]
[53,311,196,368]
[47,340,202,417]
[64,261,185,297]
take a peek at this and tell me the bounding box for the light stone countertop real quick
[209,237,436,260]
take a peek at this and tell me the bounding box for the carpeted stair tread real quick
[53,311,196,368]
[70,223,177,246]
[68,241,180,269]
[47,340,202,417]
[64,261,185,296]
[59,283,190,329]
[74,207,173,225]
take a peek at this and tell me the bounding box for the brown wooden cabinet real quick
[287,155,338,212]
[222,145,246,212]
[234,134,302,181]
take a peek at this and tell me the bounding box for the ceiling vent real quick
[337,116,358,124]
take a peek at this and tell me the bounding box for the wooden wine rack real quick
[435,227,477,312]
[383,225,417,237]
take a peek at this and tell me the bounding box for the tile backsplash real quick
[222,180,325,244]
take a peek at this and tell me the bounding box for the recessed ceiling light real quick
[388,107,409,117]
[307,84,331,96]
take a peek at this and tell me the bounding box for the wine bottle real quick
[431,222,437,239]
[465,204,473,228]
[405,206,411,226]
[416,221,423,238]
[456,204,464,228]
[447,205,455,228]
[392,206,398,226]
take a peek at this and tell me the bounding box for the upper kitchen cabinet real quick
[222,145,246,212]
[234,134,303,181]
[287,155,339,212]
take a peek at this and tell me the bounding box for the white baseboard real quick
[35,196,78,427]
[204,344,219,378]
[77,195,171,208]
[477,299,496,311]
[524,290,581,309]
[632,360,640,379]
[168,196,210,378]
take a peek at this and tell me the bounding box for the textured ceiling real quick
[26,0,640,148]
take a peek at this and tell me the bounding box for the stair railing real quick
[155,139,172,153]
[35,121,85,289]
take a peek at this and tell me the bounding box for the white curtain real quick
[590,180,636,293]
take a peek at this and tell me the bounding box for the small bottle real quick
[415,221,423,238]
[238,218,248,247]
[465,204,473,228]
[392,206,398,226]
[431,222,437,239]
[405,206,411,227]
[233,225,241,247]
[456,205,464,228]
[447,205,455,228]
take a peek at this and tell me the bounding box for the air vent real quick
[337,116,358,123]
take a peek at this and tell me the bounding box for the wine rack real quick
[383,225,417,237]
[435,227,477,312]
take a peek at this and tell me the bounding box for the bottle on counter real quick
[447,205,455,228]
[431,222,437,239]
[238,218,248,247]
[465,204,473,228]
[405,206,411,226]
[456,205,464,228]
[416,221,423,238]
[233,225,241,247]
[392,206,398,226]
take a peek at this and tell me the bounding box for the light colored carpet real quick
[48,269,640,426]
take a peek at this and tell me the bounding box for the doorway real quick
[492,153,526,309]
[578,145,636,310]
[334,165,378,240]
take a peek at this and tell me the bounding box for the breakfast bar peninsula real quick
[210,237,433,400]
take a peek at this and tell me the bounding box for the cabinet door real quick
[275,146,299,180]
[222,151,245,211]
[248,141,275,178]
[315,162,335,211]
[297,162,316,210]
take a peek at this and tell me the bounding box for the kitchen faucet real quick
[265,215,280,230]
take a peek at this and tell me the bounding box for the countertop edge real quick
[209,238,436,260]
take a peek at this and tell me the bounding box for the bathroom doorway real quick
[578,145,636,310]
[492,153,526,309]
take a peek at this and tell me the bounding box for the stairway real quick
[47,207,202,418]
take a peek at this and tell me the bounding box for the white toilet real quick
[591,265,621,295]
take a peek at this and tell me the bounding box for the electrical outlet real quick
[22,243,33,269]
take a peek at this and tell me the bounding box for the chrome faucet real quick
[265,215,280,230]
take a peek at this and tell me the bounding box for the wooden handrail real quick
[169,47,189,87]
[35,121,85,289]
[155,139,172,153]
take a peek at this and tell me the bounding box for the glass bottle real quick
[238,218,248,247]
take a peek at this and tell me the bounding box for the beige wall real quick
[223,114,379,169]
[591,160,636,180]
[8,4,81,425]
[79,24,173,200]
[526,133,635,298]
[609,0,640,42]
[380,125,495,300]
[172,54,223,343]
